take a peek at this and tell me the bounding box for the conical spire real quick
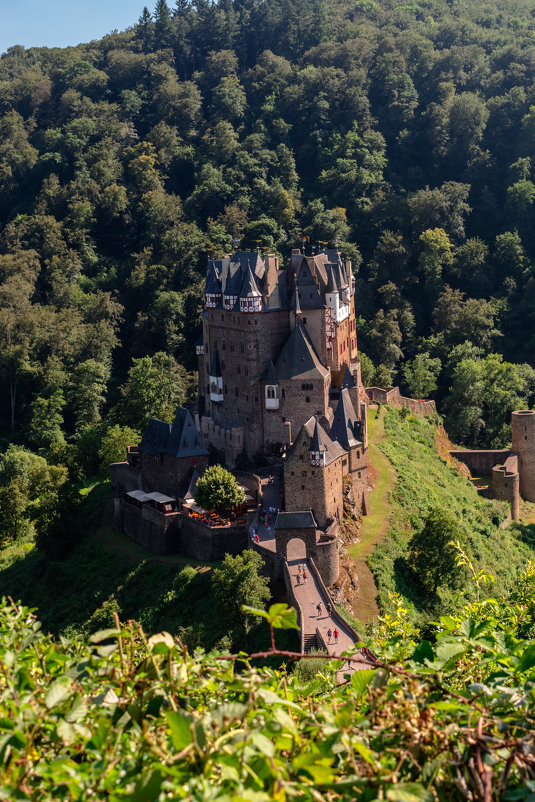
[210,347,222,378]
[310,419,326,453]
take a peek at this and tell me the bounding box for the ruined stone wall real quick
[492,455,520,522]
[366,386,436,416]
[139,452,209,497]
[450,450,512,476]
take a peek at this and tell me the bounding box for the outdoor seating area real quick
[181,499,247,528]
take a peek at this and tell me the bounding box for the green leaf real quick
[44,676,73,709]
[351,669,375,697]
[435,641,466,664]
[387,782,435,802]
[411,640,434,664]
[515,644,535,674]
[130,770,162,802]
[89,628,120,644]
[165,710,193,751]
[56,718,76,745]
[353,741,374,765]
[267,603,300,630]
[242,605,270,621]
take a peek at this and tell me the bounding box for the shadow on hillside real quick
[0,484,223,644]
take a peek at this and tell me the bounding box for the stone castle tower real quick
[511,410,535,502]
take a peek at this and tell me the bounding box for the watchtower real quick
[511,410,535,502]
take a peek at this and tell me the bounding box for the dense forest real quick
[4,0,535,558]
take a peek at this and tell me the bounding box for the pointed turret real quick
[239,267,263,313]
[205,261,222,308]
[310,418,327,466]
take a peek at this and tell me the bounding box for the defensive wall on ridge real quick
[365,386,437,416]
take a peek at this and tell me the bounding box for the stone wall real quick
[200,418,244,468]
[449,449,512,476]
[492,455,520,521]
[315,522,340,586]
[202,307,290,460]
[140,452,209,497]
[366,386,436,416]
[284,427,344,527]
[123,502,181,555]
[177,514,250,562]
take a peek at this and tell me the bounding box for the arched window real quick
[267,386,276,399]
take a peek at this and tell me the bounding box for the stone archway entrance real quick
[287,537,307,563]
[275,511,317,564]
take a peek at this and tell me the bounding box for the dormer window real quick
[240,296,262,313]
[205,293,220,308]
[224,294,237,311]
[310,449,326,467]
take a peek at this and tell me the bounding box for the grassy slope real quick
[0,483,229,645]
[367,409,534,618]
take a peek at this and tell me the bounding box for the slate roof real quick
[274,510,316,530]
[181,468,200,500]
[330,389,362,450]
[139,408,208,459]
[265,358,277,385]
[210,347,222,378]
[310,419,326,452]
[240,267,262,298]
[274,323,329,381]
[293,261,324,309]
[205,261,222,294]
[340,365,356,390]
[303,416,346,466]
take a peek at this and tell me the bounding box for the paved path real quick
[250,476,368,678]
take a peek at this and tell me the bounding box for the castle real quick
[111,248,370,587]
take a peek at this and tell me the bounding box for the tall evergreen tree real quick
[136,7,154,53]
[154,0,174,50]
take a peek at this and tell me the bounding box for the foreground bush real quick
[2,567,535,800]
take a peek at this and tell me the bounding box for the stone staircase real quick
[304,633,318,653]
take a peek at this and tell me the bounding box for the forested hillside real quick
[3,0,535,460]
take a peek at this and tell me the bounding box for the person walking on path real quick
[327,602,333,616]
[316,602,322,617]
[298,563,302,575]
[333,628,339,644]
[327,628,332,642]
[296,573,301,585]
[303,570,308,584]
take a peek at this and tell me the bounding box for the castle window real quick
[237,366,241,374]
[300,455,303,461]
[267,386,275,399]
[301,383,313,390]
[358,471,361,478]
[282,389,285,398]
[241,344,244,353]
[357,450,360,458]
[312,470,315,475]
[291,471,294,476]
[306,396,310,403]
[221,315,224,321]
[301,485,305,490]
[245,367,248,376]
[235,387,239,397]
[302,471,307,477]
[302,316,307,324]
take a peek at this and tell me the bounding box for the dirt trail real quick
[347,408,397,623]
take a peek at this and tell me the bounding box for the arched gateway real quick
[275,511,318,563]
